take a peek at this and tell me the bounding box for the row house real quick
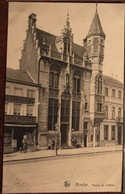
[4,68,39,153]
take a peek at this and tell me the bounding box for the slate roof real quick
[6,68,36,85]
[87,10,105,39]
[104,75,123,87]
[36,28,84,60]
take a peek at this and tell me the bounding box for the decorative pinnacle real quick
[66,9,70,29]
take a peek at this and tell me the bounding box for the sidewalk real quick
[3,145,122,163]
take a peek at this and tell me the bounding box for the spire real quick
[66,10,70,30]
[86,4,105,39]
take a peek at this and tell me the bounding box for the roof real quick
[87,10,105,39]
[6,68,36,85]
[36,28,84,60]
[104,75,123,87]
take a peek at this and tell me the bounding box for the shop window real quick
[26,105,33,116]
[111,126,115,140]
[104,125,108,140]
[13,104,21,115]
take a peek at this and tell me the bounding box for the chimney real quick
[28,13,37,29]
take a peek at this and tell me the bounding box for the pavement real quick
[3,145,123,163]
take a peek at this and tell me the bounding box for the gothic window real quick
[72,101,80,131]
[73,77,81,92]
[95,75,102,94]
[61,99,70,122]
[49,71,59,89]
[84,122,88,130]
[48,98,59,131]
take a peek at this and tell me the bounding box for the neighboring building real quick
[4,68,39,153]
[4,8,123,152]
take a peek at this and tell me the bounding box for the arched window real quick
[73,77,81,92]
[49,71,59,89]
[95,75,102,94]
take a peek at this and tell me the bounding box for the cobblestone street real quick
[3,151,122,193]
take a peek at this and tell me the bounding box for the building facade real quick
[4,68,39,153]
[4,8,123,152]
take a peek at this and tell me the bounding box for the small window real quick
[13,104,21,115]
[85,102,88,110]
[104,125,108,140]
[5,103,8,115]
[112,89,115,98]
[118,91,121,99]
[111,126,115,140]
[112,107,115,119]
[27,90,34,98]
[97,103,102,112]
[84,122,88,130]
[14,88,23,96]
[105,106,108,119]
[105,87,108,96]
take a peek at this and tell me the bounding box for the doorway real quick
[61,124,67,145]
[118,126,122,145]
[84,135,87,147]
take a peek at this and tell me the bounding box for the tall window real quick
[118,91,121,99]
[95,75,102,94]
[118,108,121,119]
[112,107,115,119]
[72,101,80,131]
[105,87,108,96]
[13,104,21,115]
[104,125,108,140]
[26,105,33,116]
[14,88,23,96]
[105,106,108,119]
[6,86,10,95]
[73,77,81,92]
[97,103,102,112]
[27,90,34,98]
[48,98,59,131]
[61,99,70,122]
[5,103,8,115]
[111,126,115,140]
[84,122,88,130]
[49,71,59,89]
[112,89,115,98]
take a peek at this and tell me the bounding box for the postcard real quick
[2,2,124,193]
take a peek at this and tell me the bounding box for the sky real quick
[7,3,124,82]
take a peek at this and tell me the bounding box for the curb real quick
[3,149,122,164]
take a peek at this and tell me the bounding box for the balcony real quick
[5,115,36,124]
[94,112,105,123]
[5,95,35,104]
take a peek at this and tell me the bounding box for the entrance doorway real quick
[84,135,87,147]
[61,124,67,145]
[118,126,122,144]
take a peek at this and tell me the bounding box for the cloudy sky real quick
[7,2,124,82]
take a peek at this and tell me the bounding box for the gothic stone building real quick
[17,9,123,149]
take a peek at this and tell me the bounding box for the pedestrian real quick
[22,135,28,153]
[51,138,55,150]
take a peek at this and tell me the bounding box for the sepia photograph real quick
[2,2,124,193]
